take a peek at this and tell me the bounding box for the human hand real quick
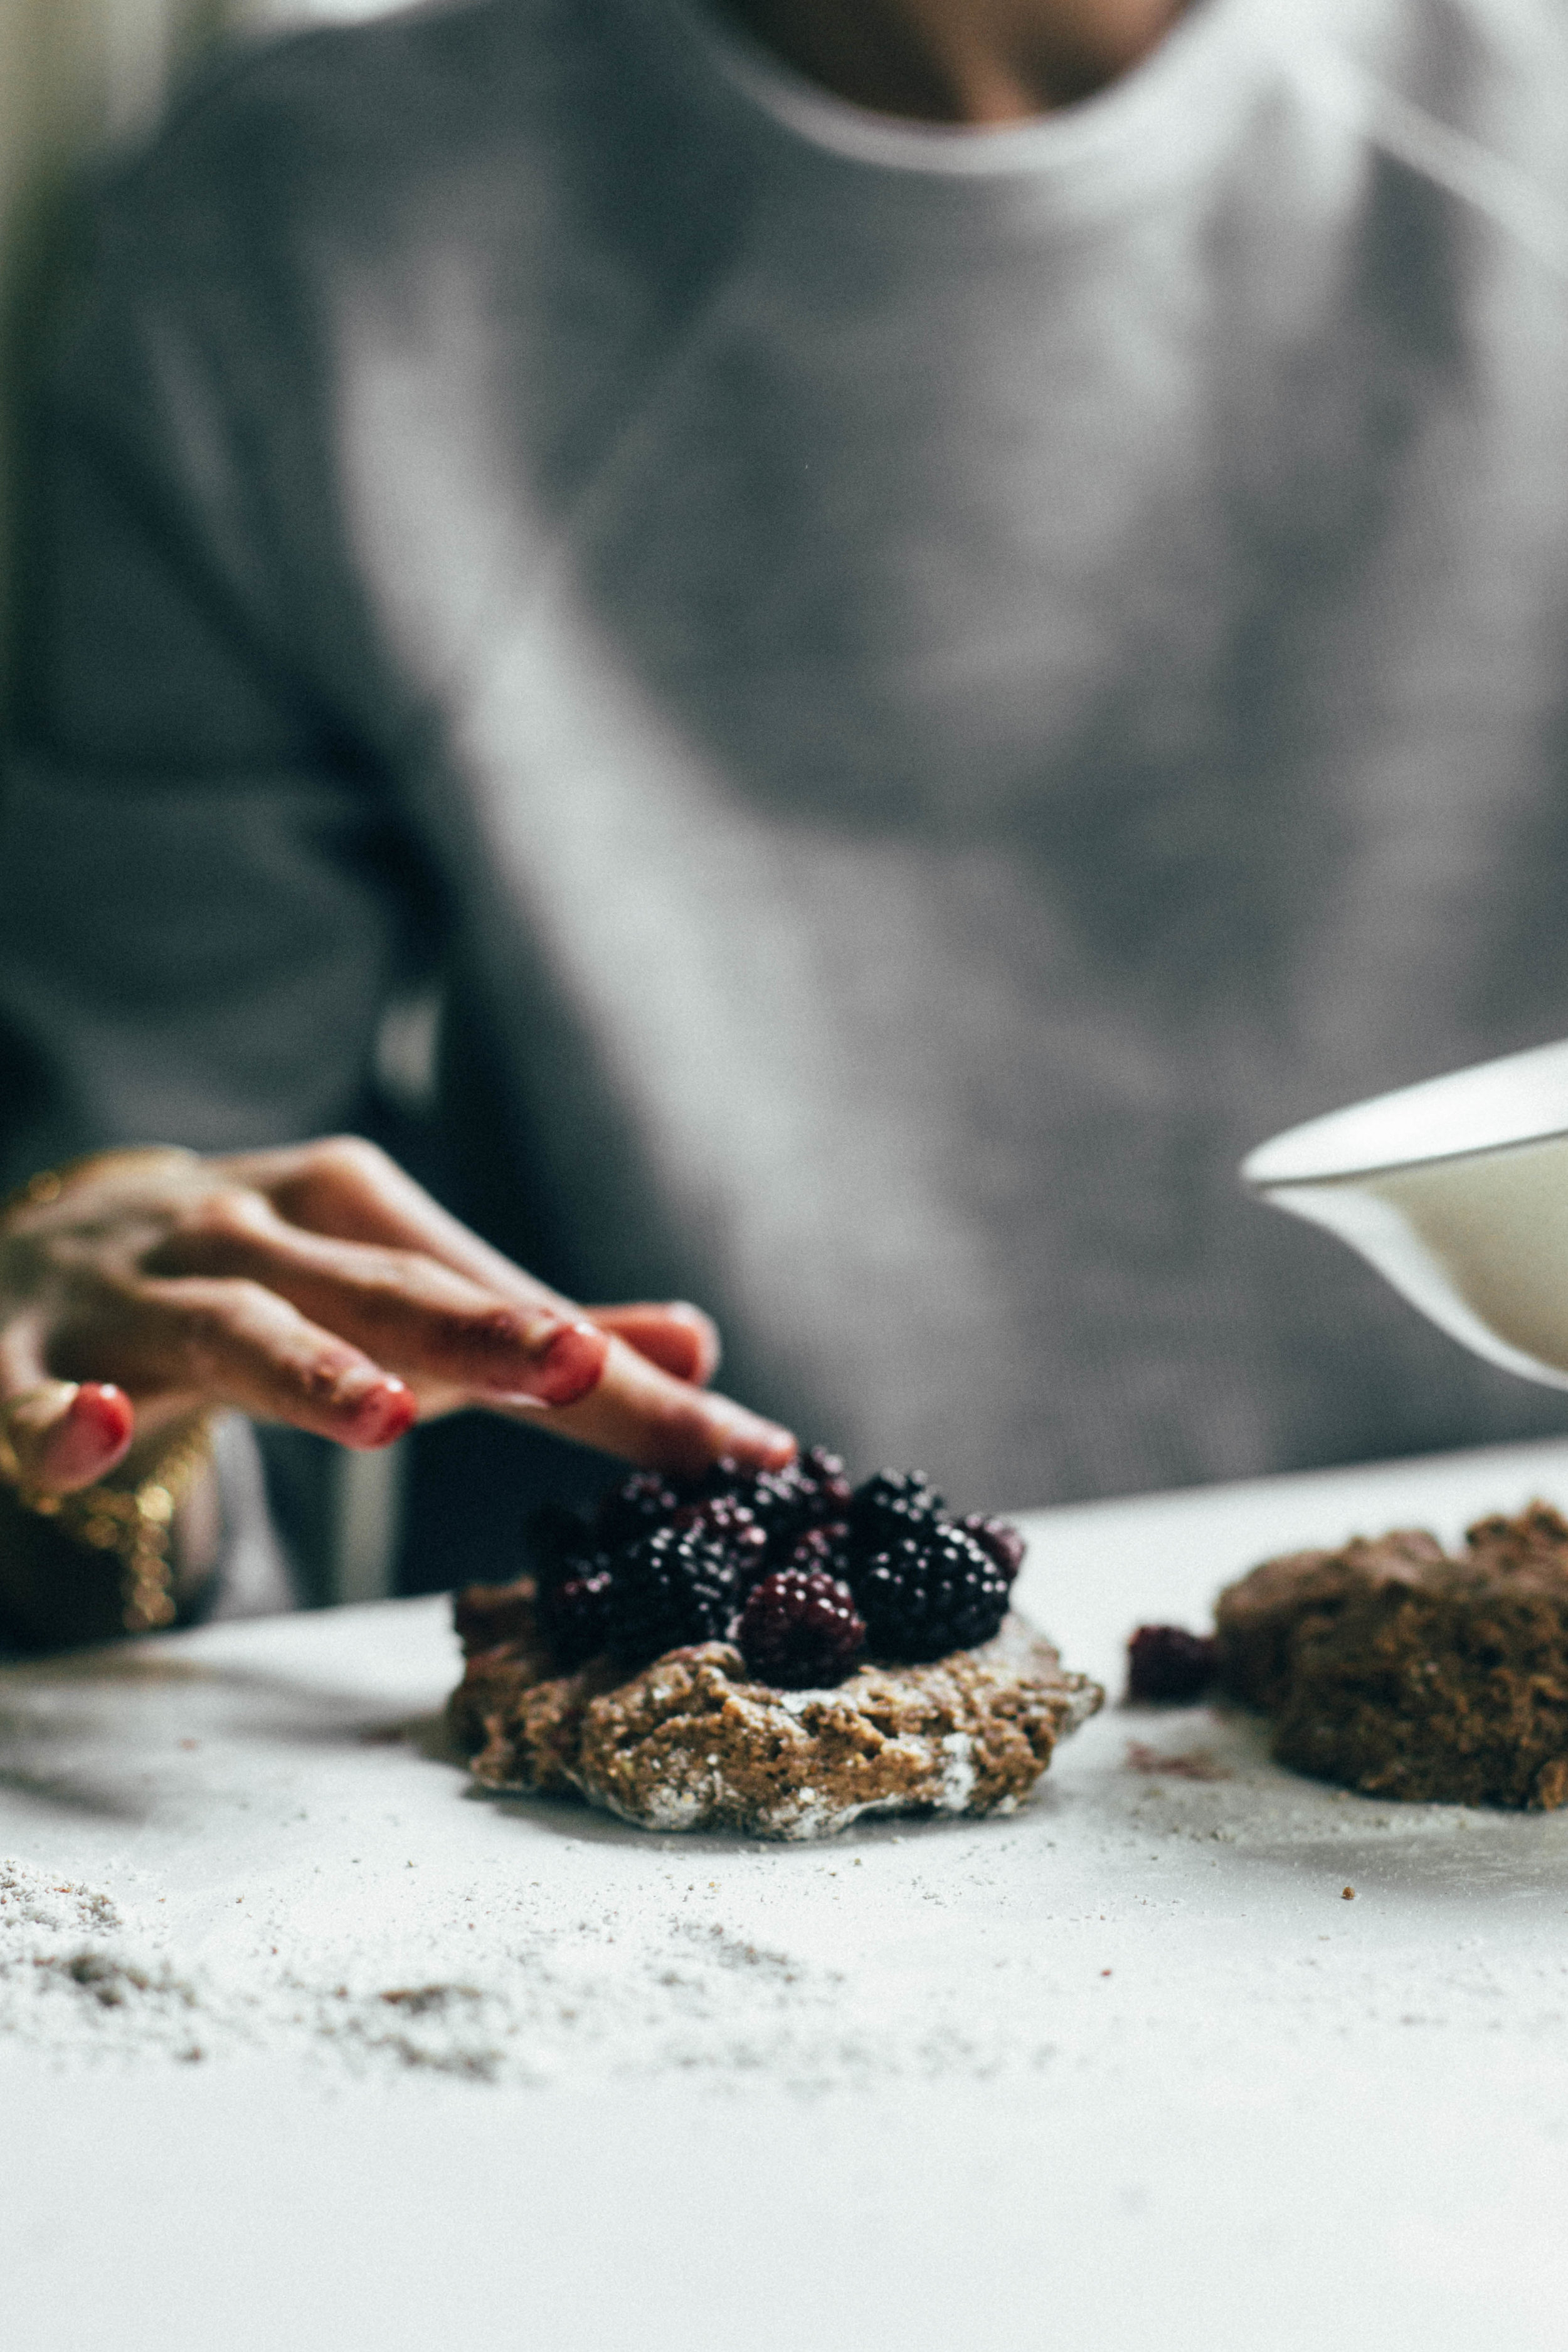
[0,1138,795,1499]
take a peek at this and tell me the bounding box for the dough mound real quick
[1216,1502,1568,1809]
[449,1582,1102,1840]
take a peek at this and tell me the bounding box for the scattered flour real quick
[7,1670,1567,2099]
[0,1852,1047,2090]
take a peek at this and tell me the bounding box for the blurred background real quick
[0,0,398,672]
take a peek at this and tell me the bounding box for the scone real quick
[1216,1502,1568,1808]
[448,1451,1103,1839]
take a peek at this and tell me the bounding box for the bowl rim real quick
[1242,1037,1568,1190]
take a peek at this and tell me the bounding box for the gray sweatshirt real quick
[5,0,1568,1547]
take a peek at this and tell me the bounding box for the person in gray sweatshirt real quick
[4,0,1568,1638]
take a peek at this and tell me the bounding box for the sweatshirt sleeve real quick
[0,117,447,1618]
[0,140,436,1190]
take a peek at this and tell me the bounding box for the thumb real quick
[0,1380,135,1498]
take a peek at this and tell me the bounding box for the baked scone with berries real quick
[448,1451,1102,1839]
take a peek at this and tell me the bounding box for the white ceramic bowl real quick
[1242,1039,1568,1390]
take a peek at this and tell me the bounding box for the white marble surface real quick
[9,1437,1568,2349]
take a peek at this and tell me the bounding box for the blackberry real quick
[694,1465,805,1559]
[784,1520,852,1579]
[522,1501,594,1581]
[778,1444,855,1528]
[738,1569,866,1690]
[1126,1624,1218,1704]
[608,1522,739,1670]
[847,1468,946,1558]
[593,1468,695,1549]
[854,1524,1010,1663]
[672,1493,770,1587]
[957,1513,1025,1584]
[521,1503,612,1671]
[698,1444,854,1562]
[536,1559,615,1672]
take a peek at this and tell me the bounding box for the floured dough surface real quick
[450,1586,1102,1840]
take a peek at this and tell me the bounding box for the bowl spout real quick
[1243,1041,1568,1392]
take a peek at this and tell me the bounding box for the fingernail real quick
[530,1320,609,1408]
[51,1385,136,1486]
[4,1382,135,1491]
[73,1382,134,1441]
[342,1377,416,1449]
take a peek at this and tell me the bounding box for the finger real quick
[216,1138,575,1317]
[217,1144,714,1404]
[213,1143,755,1459]
[144,1189,607,1406]
[0,1317,137,1492]
[586,1303,721,1385]
[0,1380,135,1496]
[493,1331,795,1478]
[59,1278,417,1451]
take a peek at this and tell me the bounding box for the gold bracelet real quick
[14,1416,215,1634]
[3,1150,211,1631]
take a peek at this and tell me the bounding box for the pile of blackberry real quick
[525,1448,1022,1688]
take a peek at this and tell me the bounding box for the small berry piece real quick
[1125,1624,1218,1703]
[608,1523,738,1670]
[738,1569,866,1689]
[958,1513,1025,1584]
[537,1561,615,1671]
[854,1525,1010,1663]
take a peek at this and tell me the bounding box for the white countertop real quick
[8,1436,1568,2351]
